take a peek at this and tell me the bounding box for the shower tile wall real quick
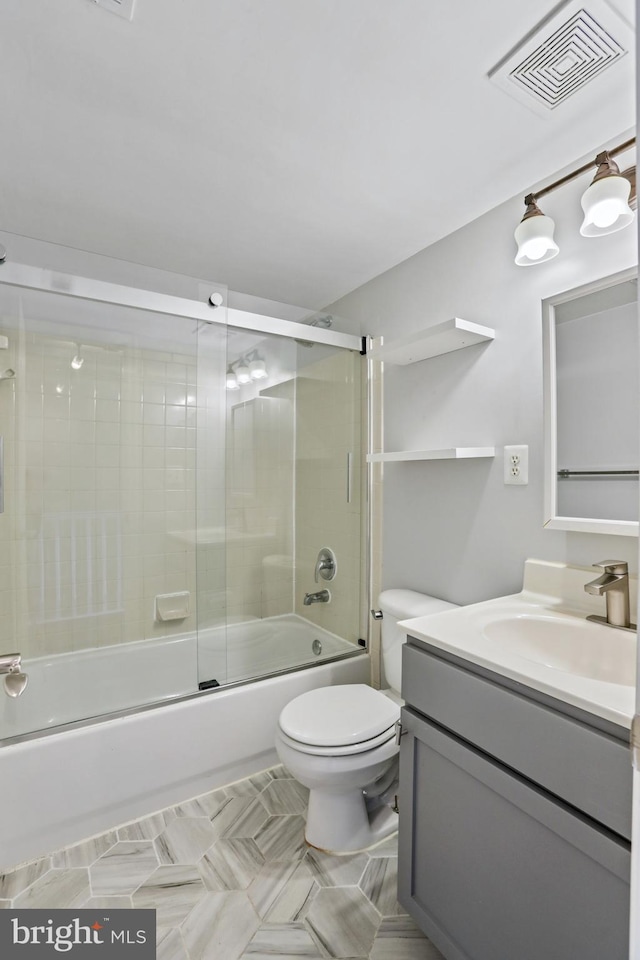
[224,390,295,625]
[193,332,228,632]
[219,347,363,645]
[294,351,362,644]
[0,331,206,659]
[0,320,364,667]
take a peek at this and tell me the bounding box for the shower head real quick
[307,315,333,329]
[295,315,334,347]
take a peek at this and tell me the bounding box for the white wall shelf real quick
[367,447,495,463]
[368,317,494,365]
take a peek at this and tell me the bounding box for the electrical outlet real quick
[504,445,528,485]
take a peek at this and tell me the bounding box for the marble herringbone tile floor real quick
[0,765,444,960]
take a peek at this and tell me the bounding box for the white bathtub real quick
[198,614,358,688]
[0,616,369,868]
[0,614,355,740]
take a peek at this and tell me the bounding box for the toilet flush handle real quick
[371,609,383,620]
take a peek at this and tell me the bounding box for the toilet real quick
[275,589,459,853]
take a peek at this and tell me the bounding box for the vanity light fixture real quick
[249,358,267,379]
[247,350,268,380]
[580,151,634,237]
[235,362,251,385]
[514,195,559,266]
[515,136,636,266]
[70,345,85,370]
[225,351,269,389]
[226,365,239,390]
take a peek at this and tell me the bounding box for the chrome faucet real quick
[0,652,29,697]
[304,589,331,606]
[584,560,635,631]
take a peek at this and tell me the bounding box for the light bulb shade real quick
[249,359,267,379]
[226,368,239,390]
[580,175,634,237]
[235,363,251,384]
[514,213,559,266]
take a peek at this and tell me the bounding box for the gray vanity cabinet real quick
[397,638,631,960]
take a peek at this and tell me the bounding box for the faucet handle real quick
[593,560,628,574]
[314,547,336,583]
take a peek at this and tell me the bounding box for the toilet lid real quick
[279,684,400,748]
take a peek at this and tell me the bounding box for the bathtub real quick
[0,614,357,740]
[0,615,369,868]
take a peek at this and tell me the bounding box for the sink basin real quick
[483,615,636,686]
[399,562,638,728]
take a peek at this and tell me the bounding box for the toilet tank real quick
[378,589,459,695]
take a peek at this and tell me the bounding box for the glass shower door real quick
[0,268,366,739]
[0,279,220,739]
[194,322,364,689]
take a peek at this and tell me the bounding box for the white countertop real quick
[400,589,636,729]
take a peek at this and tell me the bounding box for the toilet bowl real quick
[275,589,459,853]
[276,684,400,852]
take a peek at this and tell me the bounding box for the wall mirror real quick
[543,267,638,536]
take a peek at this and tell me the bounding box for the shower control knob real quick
[314,547,337,582]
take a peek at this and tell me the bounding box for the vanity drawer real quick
[402,641,632,839]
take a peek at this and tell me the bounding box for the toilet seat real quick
[277,723,398,757]
[278,684,400,751]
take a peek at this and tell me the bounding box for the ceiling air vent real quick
[489,0,633,115]
[89,0,135,20]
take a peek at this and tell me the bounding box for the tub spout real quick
[303,589,331,606]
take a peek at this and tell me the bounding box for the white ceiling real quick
[0,0,635,309]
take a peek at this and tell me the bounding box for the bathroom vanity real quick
[397,560,634,960]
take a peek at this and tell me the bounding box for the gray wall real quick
[327,165,638,604]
